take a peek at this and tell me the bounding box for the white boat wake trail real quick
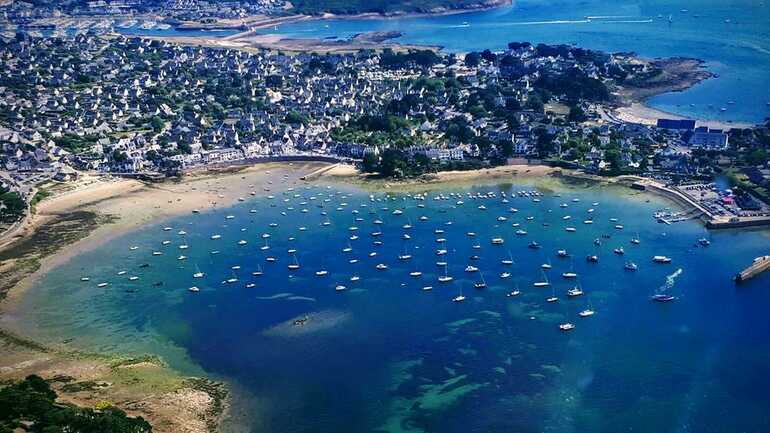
[661,268,683,291]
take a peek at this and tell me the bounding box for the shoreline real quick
[612,102,755,130]
[0,159,735,432]
[0,161,330,433]
[129,28,758,128]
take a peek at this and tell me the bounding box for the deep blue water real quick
[266,0,770,124]
[10,174,770,433]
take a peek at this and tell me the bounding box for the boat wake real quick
[661,268,683,291]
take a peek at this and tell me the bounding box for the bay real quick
[9,176,770,433]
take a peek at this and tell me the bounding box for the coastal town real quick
[1,30,769,233]
[1,2,770,433]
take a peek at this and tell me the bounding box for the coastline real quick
[130,27,750,128]
[612,102,754,130]
[0,159,730,433]
[0,161,329,433]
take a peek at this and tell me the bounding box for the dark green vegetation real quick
[361,148,485,178]
[0,190,25,223]
[290,0,495,15]
[0,375,151,433]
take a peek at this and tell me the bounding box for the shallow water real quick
[11,178,770,433]
[267,0,770,124]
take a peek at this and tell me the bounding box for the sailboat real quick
[631,232,641,245]
[501,251,514,265]
[403,218,413,230]
[438,264,453,283]
[547,286,559,303]
[567,283,584,297]
[398,245,412,260]
[288,254,300,270]
[193,265,205,279]
[541,259,552,270]
[533,268,550,287]
[506,284,521,297]
[226,271,238,284]
[579,297,595,317]
[252,264,263,277]
[474,272,487,289]
[452,286,466,302]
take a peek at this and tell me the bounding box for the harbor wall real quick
[707,218,770,229]
[632,182,709,220]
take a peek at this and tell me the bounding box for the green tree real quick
[464,52,481,67]
[362,153,379,173]
[0,375,152,433]
[0,192,26,223]
[150,116,165,133]
[379,148,408,178]
[746,148,768,166]
[568,105,587,123]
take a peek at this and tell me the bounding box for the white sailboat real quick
[288,254,300,270]
[474,272,487,289]
[438,263,453,283]
[533,270,550,287]
[579,297,595,317]
[506,284,521,297]
[452,286,466,302]
[501,251,514,265]
[546,286,559,303]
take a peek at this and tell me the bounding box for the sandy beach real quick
[0,161,328,433]
[0,159,679,433]
[613,102,755,130]
[319,163,567,192]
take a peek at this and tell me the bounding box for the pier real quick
[735,255,770,283]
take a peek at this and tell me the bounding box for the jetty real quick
[735,255,770,283]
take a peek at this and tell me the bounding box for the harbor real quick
[735,255,770,283]
[4,167,770,433]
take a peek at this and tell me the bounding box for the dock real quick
[735,255,770,283]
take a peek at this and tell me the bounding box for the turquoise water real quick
[267,0,770,124]
[9,174,770,433]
